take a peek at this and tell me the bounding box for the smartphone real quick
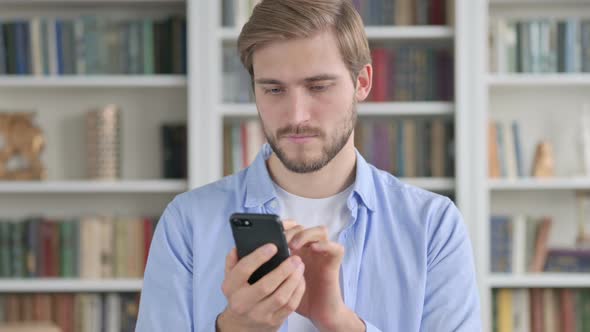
[229,213,291,284]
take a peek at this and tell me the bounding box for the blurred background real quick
[0,0,588,331]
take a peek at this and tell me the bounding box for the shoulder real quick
[369,165,454,217]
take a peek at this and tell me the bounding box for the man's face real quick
[252,30,358,174]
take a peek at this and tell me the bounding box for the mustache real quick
[277,125,323,138]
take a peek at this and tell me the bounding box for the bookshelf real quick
[0,279,142,292]
[0,75,187,87]
[477,0,590,330]
[0,0,192,329]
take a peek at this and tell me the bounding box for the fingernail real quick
[291,256,301,267]
[264,244,277,255]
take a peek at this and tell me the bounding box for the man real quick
[136,0,481,331]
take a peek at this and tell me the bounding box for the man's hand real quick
[216,243,306,332]
[283,221,365,332]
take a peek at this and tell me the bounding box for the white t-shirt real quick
[272,182,353,332]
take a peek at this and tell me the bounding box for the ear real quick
[354,63,373,102]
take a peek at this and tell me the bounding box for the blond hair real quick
[237,0,371,84]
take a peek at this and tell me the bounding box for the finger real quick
[290,226,329,250]
[272,277,306,321]
[225,243,278,292]
[239,255,303,305]
[254,262,305,317]
[284,225,304,244]
[310,241,345,259]
[282,219,298,231]
[225,248,238,275]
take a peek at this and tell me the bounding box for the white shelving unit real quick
[219,101,455,118]
[489,177,590,190]
[475,1,590,331]
[219,26,454,41]
[200,0,473,206]
[488,274,590,288]
[0,0,192,296]
[0,75,187,88]
[0,279,143,293]
[0,180,187,193]
[488,74,590,87]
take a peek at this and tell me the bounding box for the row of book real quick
[222,118,454,178]
[369,46,454,102]
[0,216,159,279]
[352,0,452,26]
[161,123,187,179]
[0,292,139,332]
[491,215,590,274]
[222,46,254,103]
[221,0,453,27]
[222,45,454,103]
[492,288,590,332]
[488,120,525,179]
[490,18,590,74]
[0,16,187,76]
[355,118,454,177]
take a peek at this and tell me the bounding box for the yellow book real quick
[497,289,513,332]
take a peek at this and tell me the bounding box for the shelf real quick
[488,274,590,288]
[490,0,589,5]
[0,75,187,88]
[0,279,143,292]
[488,74,590,87]
[489,177,590,191]
[220,26,454,41]
[402,177,455,191]
[0,0,184,5]
[0,180,188,193]
[220,102,455,117]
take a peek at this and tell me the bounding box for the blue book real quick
[55,20,64,75]
[397,120,405,177]
[582,21,590,72]
[564,19,579,72]
[14,21,28,75]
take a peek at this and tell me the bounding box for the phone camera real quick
[243,220,251,226]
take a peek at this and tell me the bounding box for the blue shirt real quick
[136,144,482,331]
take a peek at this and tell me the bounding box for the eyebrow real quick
[254,74,339,85]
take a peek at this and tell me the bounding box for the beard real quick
[262,98,357,174]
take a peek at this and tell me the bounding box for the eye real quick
[264,87,284,95]
[309,85,328,92]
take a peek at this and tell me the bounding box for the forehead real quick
[251,29,348,81]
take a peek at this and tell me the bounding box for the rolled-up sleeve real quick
[136,201,194,331]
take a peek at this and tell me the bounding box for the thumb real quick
[225,248,238,274]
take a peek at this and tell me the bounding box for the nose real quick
[284,88,311,125]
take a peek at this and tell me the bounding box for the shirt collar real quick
[244,143,376,212]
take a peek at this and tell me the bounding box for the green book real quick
[60,221,74,278]
[0,221,11,277]
[11,221,25,278]
[142,19,154,74]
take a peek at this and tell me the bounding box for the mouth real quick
[283,135,319,144]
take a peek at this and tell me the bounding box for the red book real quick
[40,220,53,277]
[429,0,446,25]
[559,289,576,332]
[54,294,74,332]
[530,288,545,332]
[143,217,154,272]
[529,218,552,272]
[369,48,391,102]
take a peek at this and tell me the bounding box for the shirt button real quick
[270,200,278,209]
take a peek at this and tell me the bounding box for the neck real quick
[267,138,357,199]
